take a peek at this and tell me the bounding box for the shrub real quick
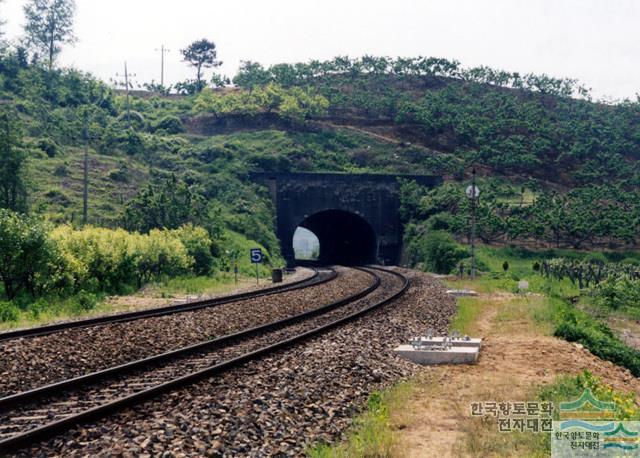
[75,291,98,311]
[0,301,19,322]
[591,276,640,310]
[555,315,640,376]
[53,163,69,177]
[131,229,193,285]
[118,129,145,155]
[117,111,146,130]
[170,224,215,276]
[37,138,58,157]
[152,115,184,134]
[108,161,130,183]
[408,230,468,274]
[0,210,57,300]
[51,225,196,291]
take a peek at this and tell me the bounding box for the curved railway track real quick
[0,266,408,455]
[0,267,336,342]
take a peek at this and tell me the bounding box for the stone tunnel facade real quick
[252,172,442,266]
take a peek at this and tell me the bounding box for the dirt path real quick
[320,121,404,145]
[102,267,313,315]
[395,292,639,458]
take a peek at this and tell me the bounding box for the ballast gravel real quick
[0,267,371,397]
[15,268,455,457]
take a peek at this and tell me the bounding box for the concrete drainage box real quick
[446,289,479,297]
[394,344,479,365]
[394,336,482,365]
[411,336,482,348]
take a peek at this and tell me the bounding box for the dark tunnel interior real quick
[296,209,377,265]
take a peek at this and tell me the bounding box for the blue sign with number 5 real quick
[250,248,263,264]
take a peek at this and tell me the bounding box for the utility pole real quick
[465,168,480,279]
[115,62,136,129]
[471,169,477,279]
[82,109,89,226]
[156,45,170,87]
[79,89,106,227]
[124,62,131,129]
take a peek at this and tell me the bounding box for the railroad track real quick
[0,267,336,342]
[0,266,408,454]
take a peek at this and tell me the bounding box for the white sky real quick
[1,0,638,100]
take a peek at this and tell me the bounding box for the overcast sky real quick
[1,0,638,100]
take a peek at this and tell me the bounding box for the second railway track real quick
[0,267,335,342]
[0,266,408,455]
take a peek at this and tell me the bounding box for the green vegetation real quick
[0,109,28,212]
[400,179,640,251]
[0,208,275,324]
[449,296,483,335]
[554,310,640,376]
[23,0,76,71]
[405,229,468,274]
[0,209,55,300]
[3,6,640,332]
[541,371,640,421]
[180,38,222,93]
[193,83,329,122]
[308,385,413,458]
[462,246,640,378]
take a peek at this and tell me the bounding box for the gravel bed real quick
[0,267,372,397]
[15,268,455,457]
[0,269,398,437]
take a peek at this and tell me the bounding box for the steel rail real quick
[0,266,408,454]
[0,267,336,342]
[0,268,379,410]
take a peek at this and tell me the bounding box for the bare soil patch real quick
[395,292,639,458]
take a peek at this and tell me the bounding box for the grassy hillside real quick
[3,54,640,256]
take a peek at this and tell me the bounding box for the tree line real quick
[232,56,590,98]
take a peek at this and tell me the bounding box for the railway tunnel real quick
[297,209,377,264]
[251,172,442,266]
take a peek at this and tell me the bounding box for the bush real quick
[131,229,193,285]
[0,301,19,322]
[50,225,197,293]
[555,319,640,376]
[53,163,69,177]
[118,129,145,155]
[152,116,184,134]
[75,291,98,311]
[108,168,129,183]
[37,138,58,157]
[0,210,57,300]
[591,276,640,310]
[408,230,468,274]
[170,224,215,276]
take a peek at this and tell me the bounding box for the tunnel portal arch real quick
[251,172,442,266]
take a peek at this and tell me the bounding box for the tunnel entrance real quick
[295,210,377,265]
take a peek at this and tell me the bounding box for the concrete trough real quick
[394,344,480,365]
[413,336,482,348]
[446,289,479,297]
